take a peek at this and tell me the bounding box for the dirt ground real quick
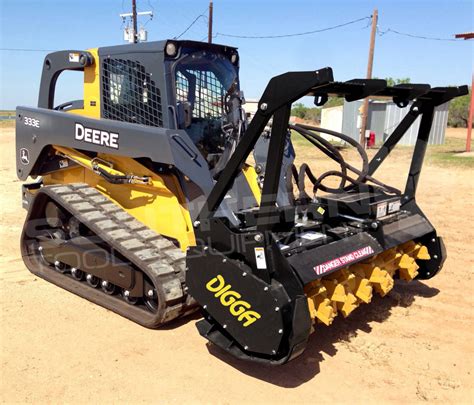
[1,124,473,404]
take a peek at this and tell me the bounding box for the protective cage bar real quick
[197,68,468,224]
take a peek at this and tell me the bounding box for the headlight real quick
[165,42,178,57]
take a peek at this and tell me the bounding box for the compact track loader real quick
[16,40,467,364]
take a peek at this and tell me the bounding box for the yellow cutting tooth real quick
[353,276,373,303]
[397,254,419,281]
[334,268,356,290]
[313,296,337,326]
[322,279,359,317]
[337,289,359,317]
[362,265,394,296]
[322,279,347,303]
[305,281,337,326]
[414,245,430,260]
[304,240,428,328]
[350,266,374,303]
[400,241,430,261]
[370,249,399,276]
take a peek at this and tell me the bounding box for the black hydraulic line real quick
[94,167,148,185]
[296,123,369,179]
[290,124,400,195]
[294,124,401,194]
[291,126,349,192]
[297,163,317,201]
[291,124,366,190]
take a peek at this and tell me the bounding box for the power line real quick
[0,48,57,52]
[215,16,372,39]
[377,27,463,42]
[174,7,209,40]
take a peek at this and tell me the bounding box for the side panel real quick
[41,148,195,249]
[16,107,214,196]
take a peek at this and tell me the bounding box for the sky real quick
[0,0,472,109]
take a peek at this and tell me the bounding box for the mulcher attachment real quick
[187,68,465,365]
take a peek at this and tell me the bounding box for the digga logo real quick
[206,275,261,327]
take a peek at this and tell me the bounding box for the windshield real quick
[175,50,238,119]
[174,50,241,169]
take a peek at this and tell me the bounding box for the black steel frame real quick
[197,67,467,226]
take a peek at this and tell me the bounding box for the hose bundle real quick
[289,124,400,202]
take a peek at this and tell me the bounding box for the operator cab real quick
[167,41,244,171]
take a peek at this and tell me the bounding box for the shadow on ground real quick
[207,280,439,388]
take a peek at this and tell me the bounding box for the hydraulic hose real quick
[289,124,400,197]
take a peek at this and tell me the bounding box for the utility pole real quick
[454,32,474,152]
[359,9,378,148]
[208,0,214,43]
[132,0,138,43]
[120,1,153,43]
[467,74,474,152]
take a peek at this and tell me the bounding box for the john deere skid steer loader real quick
[16,40,467,364]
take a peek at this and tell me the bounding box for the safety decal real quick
[314,246,375,276]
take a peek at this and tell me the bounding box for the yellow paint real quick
[64,48,101,118]
[305,241,431,330]
[83,48,101,118]
[43,146,195,250]
[206,274,261,327]
[242,164,261,204]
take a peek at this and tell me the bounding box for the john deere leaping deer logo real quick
[206,275,261,327]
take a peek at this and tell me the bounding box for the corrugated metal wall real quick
[340,100,450,146]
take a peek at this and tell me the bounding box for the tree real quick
[291,103,307,118]
[384,77,411,87]
[448,87,471,128]
[323,97,344,108]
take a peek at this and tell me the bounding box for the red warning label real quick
[313,246,375,276]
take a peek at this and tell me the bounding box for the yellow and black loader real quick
[16,40,467,364]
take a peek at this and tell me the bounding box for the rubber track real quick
[21,183,197,328]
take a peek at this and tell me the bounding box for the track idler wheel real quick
[71,267,85,281]
[122,290,139,305]
[54,260,68,274]
[101,280,117,295]
[144,288,158,312]
[86,273,101,288]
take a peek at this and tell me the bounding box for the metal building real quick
[339,100,450,146]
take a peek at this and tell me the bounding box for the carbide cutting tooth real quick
[353,276,373,304]
[414,244,430,260]
[305,281,337,326]
[397,254,419,281]
[322,279,346,303]
[337,288,359,317]
[312,296,337,326]
[362,266,394,296]
[373,249,400,275]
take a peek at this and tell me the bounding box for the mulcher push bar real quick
[197,67,468,224]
